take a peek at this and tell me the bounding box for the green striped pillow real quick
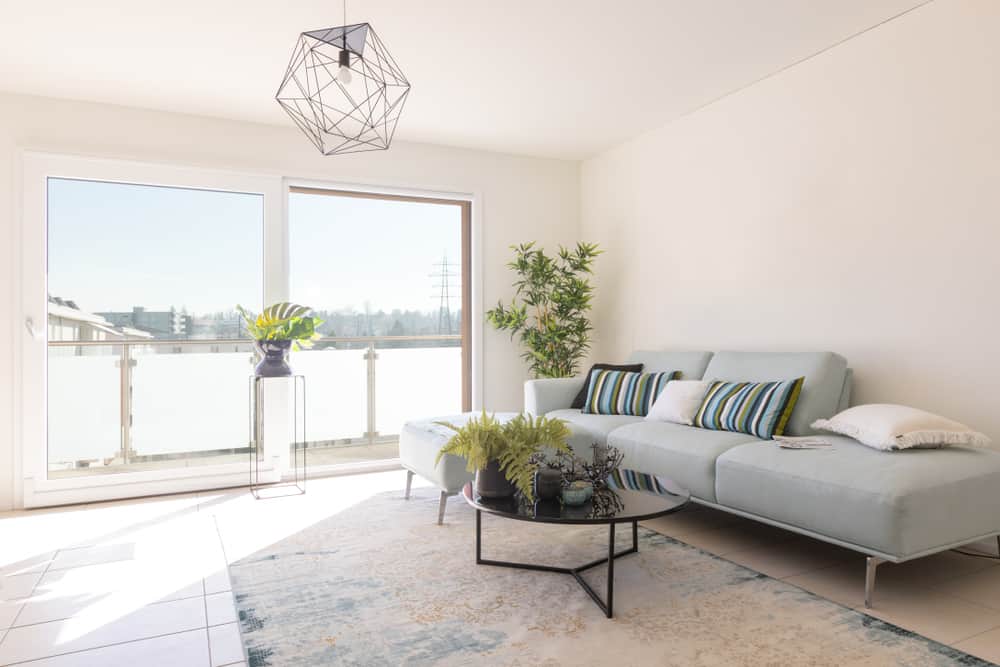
[693,378,805,439]
[581,369,679,417]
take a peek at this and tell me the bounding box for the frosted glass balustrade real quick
[130,349,253,457]
[375,346,462,435]
[47,347,121,470]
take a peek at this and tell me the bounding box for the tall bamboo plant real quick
[486,241,601,378]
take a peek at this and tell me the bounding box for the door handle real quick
[25,317,43,340]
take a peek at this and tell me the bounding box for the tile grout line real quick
[1,551,60,649]
[1,627,211,666]
[948,622,1000,650]
[204,592,213,666]
[210,512,248,666]
[200,499,215,667]
[7,591,210,631]
[778,558,865,583]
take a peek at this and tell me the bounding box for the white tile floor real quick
[4,471,1000,665]
[0,471,422,666]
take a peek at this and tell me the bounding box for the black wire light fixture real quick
[276,2,410,155]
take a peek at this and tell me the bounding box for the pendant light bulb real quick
[337,49,352,84]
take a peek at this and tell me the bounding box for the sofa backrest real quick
[701,351,849,436]
[625,350,714,380]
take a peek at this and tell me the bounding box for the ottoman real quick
[399,412,598,524]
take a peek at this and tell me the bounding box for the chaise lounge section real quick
[525,349,1000,607]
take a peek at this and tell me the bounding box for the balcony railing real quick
[46,335,463,477]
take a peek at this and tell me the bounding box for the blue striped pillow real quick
[692,378,804,439]
[581,369,679,417]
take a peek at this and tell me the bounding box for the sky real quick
[47,178,462,316]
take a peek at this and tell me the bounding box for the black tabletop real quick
[461,468,690,525]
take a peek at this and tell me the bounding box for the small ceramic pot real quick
[475,460,516,498]
[562,480,594,506]
[254,339,293,377]
[534,468,563,501]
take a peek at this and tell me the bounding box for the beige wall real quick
[0,93,580,510]
[582,0,1000,439]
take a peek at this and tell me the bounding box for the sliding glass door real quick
[20,152,473,506]
[288,187,471,467]
[45,178,263,478]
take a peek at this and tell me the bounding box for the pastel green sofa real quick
[525,350,1000,608]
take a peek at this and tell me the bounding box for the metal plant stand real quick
[249,374,306,499]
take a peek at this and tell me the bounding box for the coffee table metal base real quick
[475,509,638,618]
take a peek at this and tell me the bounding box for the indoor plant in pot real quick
[236,302,323,377]
[486,241,600,378]
[436,411,571,501]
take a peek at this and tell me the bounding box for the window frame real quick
[15,155,483,508]
[287,184,473,413]
[19,152,284,507]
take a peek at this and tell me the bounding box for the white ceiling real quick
[0,0,923,160]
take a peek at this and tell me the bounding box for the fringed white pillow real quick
[812,404,991,451]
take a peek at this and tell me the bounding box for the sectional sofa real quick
[525,350,1000,608]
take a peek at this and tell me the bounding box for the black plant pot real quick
[475,460,516,498]
[255,339,293,377]
[534,468,563,501]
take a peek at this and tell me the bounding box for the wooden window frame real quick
[289,186,472,411]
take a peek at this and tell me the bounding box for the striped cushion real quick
[693,378,805,439]
[581,370,679,417]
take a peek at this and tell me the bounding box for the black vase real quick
[475,460,516,498]
[255,339,293,377]
[534,468,563,501]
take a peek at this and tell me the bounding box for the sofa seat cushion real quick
[400,413,511,493]
[607,421,764,502]
[715,436,1000,559]
[545,408,643,445]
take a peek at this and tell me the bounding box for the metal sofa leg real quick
[404,469,415,499]
[437,491,448,525]
[865,556,884,609]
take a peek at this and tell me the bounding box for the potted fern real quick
[436,412,571,500]
[236,302,323,377]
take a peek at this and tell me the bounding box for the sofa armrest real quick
[524,377,584,416]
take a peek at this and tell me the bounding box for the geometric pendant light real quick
[276,19,411,156]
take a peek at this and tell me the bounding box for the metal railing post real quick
[118,342,133,465]
[364,341,378,444]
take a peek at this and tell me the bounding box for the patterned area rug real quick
[230,488,995,666]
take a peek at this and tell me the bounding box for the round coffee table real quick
[461,469,690,618]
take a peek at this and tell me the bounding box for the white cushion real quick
[645,380,712,426]
[812,404,991,451]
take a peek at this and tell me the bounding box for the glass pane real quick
[47,346,121,478]
[289,190,465,468]
[46,178,263,478]
[130,344,254,465]
[294,347,367,441]
[375,343,462,435]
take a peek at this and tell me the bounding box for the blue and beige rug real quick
[230,488,994,666]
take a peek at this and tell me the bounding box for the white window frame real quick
[18,152,285,507]
[16,155,484,508]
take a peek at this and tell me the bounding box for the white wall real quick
[0,93,580,510]
[582,0,1000,439]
